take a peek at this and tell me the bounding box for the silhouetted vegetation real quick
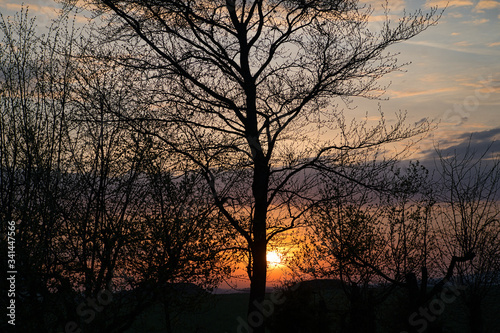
[0,2,498,333]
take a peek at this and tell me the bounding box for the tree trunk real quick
[247,240,268,333]
[468,296,483,333]
[246,153,269,333]
[161,289,174,333]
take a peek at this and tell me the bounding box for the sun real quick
[266,251,282,266]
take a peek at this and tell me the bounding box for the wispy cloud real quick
[0,2,60,18]
[448,12,464,18]
[404,40,500,56]
[420,73,446,83]
[361,0,406,8]
[454,74,500,99]
[368,14,401,22]
[457,127,500,141]
[454,41,474,47]
[474,0,500,12]
[424,0,473,8]
[388,87,458,99]
[419,128,500,161]
[465,18,490,25]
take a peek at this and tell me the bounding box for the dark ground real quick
[124,281,500,333]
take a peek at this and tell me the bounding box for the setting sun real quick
[266,251,282,266]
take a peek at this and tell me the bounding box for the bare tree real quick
[300,158,478,332]
[62,0,440,330]
[293,159,425,332]
[56,39,228,332]
[0,8,78,332]
[1,8,227,332]
[434,140,500,333]
[301,136,499,333]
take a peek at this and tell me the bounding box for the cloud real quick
[475,0,500,12]
[454,41,473,47]
[388,87,458,99]
[420,73,446,83]
[422,128,500,161]
[404,40,500,56]
[424,0,473,8]
[448,12,464,18]
[368,14,401,22]
[361,0,406,10]
[457,127,500,141]
[468,18,490,25]
[445,132,499,156]
[456,74,500,88]
[488,41,500,47]
[0,2,60,19]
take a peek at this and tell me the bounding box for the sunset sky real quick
[363,0,500,161]
[1,0,499,160]
[1,0,498,294]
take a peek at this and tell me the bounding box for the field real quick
[124,281,500,333]
[125,292,249,333]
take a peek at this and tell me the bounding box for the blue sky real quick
[368,0,500,160]
[1,0,499,160]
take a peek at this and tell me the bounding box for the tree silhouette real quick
[1,9,228,332]
[0,9,77,331]
[434,141,500,333]
[64,1,440,330]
